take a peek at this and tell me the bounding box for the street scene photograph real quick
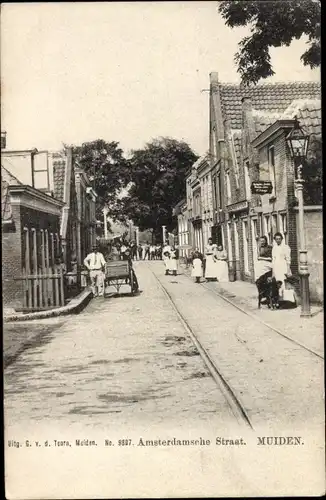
[2,1,324,498]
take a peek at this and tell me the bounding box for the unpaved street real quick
[4,262,235,432]
[4,261,324,434]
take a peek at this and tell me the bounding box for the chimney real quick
[210,72,219,84]
[241,96,253,111]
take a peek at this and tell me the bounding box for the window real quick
[226,172,231,204]
[194,192,201,216]
[263,215,272,243]
[242,219,249,273]
[244,161,251,200]
[279,213,288,244]
[268,146,276,196]
[272,213,278,239]
[217,174,222,208]
[33,152,49,191]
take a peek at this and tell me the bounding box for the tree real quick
[71,139,130,222]
[218,0,321,85]
[120,137,198,240]
[303,136,322,205]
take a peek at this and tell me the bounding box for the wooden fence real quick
[15,227,65,312]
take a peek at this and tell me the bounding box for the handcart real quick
[104,260,135,296]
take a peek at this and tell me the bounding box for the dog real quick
[256,272,282,309]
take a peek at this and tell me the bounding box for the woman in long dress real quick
[191,249,203,283]
[168,246,178,276]
[215,244,229,282]
[254,236,273,307]
[204,238,218,281]
[162,242,171,275]
[272,232,292,298]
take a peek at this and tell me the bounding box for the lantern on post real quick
[285,117,311,317]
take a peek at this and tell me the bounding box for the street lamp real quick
[286,117,311,317]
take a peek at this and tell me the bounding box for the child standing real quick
[191,249,203,283]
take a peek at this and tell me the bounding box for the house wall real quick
[3,204,61,308]
[2,204,24,308]
[296,207,323,302]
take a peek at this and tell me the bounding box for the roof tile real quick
[1,165,22,221]
[220,81,321,130]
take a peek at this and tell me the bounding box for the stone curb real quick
[3,289,93,323]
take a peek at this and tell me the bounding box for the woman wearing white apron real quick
[272,232,292,298]
[168,247,178,276]
[191,249,203,283]
[215,244,229,282]
[204,238,218,281]
[162,242,171,275]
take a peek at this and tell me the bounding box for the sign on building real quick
[251,181,273,195]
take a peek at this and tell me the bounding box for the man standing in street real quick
[143,241,150,260]
[138,243,143,260]
[149,244,156,260]
[84,245,106,297]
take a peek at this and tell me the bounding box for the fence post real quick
[31,228,38,308]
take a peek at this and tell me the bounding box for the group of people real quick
[255,232,293,303]
[119,241,163,261]
[190,238,229,284]
[189,232,293,303]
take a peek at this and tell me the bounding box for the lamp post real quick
[286,117,311,317]
[162,225,166,243]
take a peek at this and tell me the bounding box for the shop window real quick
[272,213,278,239]
[279,213,288,244]
[263,215,272,243]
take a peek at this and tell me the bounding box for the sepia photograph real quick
[2,1,324,498]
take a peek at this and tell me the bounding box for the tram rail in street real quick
[180,265,323,361]
[148,264,254,431]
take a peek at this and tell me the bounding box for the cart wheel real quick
[130,272,134,295]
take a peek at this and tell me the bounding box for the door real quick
[242,219,249,274]
[251,218,258,280]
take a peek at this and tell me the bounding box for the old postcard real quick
[2,1,324,498]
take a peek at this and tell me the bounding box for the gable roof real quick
[1,165,22,221]
[219,81,321,130]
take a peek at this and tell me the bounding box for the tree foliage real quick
[303,136,322,205]
[218,0,321,85]
[120,137,198,239]
[71,139,129,221]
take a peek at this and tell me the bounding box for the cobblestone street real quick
[4,261,324,435]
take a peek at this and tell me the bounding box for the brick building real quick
[173,198,190,259]
[2,166,64,310]
[208,72,322,300]
[2,146,97,272]
[186,154,210,254]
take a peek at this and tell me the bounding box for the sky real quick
[1,2,320,157]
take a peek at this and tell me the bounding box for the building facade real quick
[2,145,98,289]
[2,166,64,310]
[173,198,190,259]
[208,73,322,299]
[185,154,211,254]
